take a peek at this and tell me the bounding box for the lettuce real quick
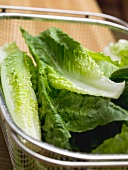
[21,27,125,99]
[0,42,41,140]
[104,39,128,66]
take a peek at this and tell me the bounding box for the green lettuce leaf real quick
[53,90,128,132]
[110,66,128,110]
[1,42,41,140]
[25,55,38,93]
[36,58,71,149]
[20,27,125,99]
[104,39,128,66]
[86,49,119,77]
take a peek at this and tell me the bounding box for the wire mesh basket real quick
[0,5,128,170]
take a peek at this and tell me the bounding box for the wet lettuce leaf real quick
[35,58,71,149]
[104,39,128,66]
[20,27,124,99]
[25,56,38,93]
[110,66,128,110]
[86,49,119,77]
[0,42,41,140]
[53,90,128,133]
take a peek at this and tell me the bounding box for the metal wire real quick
[0,5,128,27]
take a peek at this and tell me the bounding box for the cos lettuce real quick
[0,42,41,140]
[21,27,125,99]
[104,39,128,66]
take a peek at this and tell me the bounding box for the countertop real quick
[0,0,101,169]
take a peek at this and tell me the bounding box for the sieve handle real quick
[9,130,128,168]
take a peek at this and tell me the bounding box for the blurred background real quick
[97,0,128,22]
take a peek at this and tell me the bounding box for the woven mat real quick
[0,126,13,170]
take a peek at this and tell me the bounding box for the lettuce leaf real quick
[36,58,71,149]
[86,49,119,77]
[20,27,125,99]
[104,39,128,67]
[1,42,41,140]
[25,55,38,93]
[110,66,128,110]
[53,90,128,132]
